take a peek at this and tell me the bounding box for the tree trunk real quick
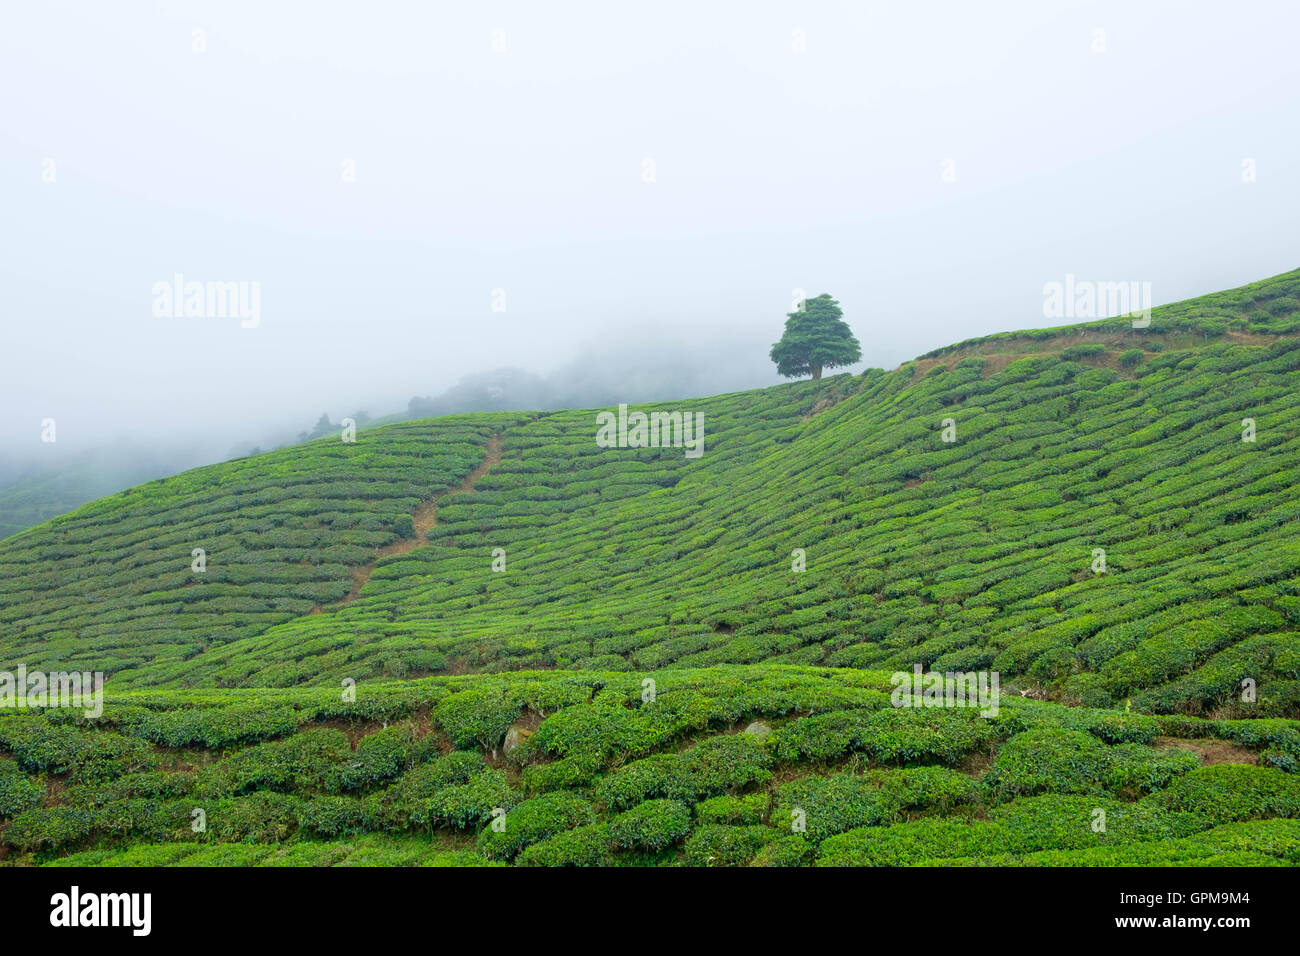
[811,364,823,380]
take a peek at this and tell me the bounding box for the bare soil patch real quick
[1156,736,1257,765]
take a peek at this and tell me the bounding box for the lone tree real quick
[770,294,861,380]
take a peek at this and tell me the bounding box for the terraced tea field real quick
[2,269,1299,866]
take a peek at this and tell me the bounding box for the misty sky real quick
[2,0,1298,462]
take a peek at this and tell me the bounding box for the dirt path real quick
[314,434,504,611]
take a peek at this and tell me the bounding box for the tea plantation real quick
[2,269,1299,866]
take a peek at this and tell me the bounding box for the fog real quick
[2,0,1298,468]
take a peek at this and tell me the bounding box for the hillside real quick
[2,268,1299,866]
[0,448,199,542]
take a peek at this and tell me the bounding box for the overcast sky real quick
[2,0,1297,461]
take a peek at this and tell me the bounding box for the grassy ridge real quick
[8,306,1300,702]
[12,274,1295,712]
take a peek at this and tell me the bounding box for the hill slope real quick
[2,269,1299,866]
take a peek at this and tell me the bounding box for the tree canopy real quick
[769,294,862,380]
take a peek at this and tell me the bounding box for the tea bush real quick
[516,823,617,867]
[606,799,692,850]
[683,824,773,867]
[0,666,1296,865]
[595,734,772,811]
[477,791,592,861]
[0,760,43,818]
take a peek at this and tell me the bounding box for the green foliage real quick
[1145,764,1300,825]
[415,768,516,831]
[124,704,300,749]
[2,806,95,852]
[2,270,1300,866]
[1057,708,1160,744]
[0,716,153,783]
[959,819,1300,866]
[595,734,772,811]
[516,823,617,867]
[606,799,692,850]
[434,688,522,751]
[198,728,351,797]
[328,724,437,791]
[0,760,44,818]
[0,667,1296,865]
[772,706,1002,765]
[297,796,372,838]
[816,794,1202,865]
[1118,348,1144,368]
[983,728,1115,800]
[1105,743,1200,794]
[476,791,592,861]
[774,766,977,841]
[684,824,773,867]
[751,834,817,867]
[205,791,301,843]
[0,419,505,683]
[770,294,862,379]
[694,792,769,826]
[1061,343,1107,361]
